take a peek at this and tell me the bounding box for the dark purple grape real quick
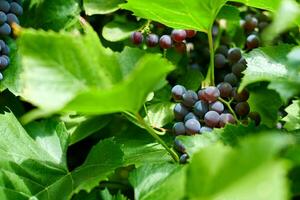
[209,101,224,114]
[185,119,201,135]
[131,32,143,45]
[10,2,23,16]
[194,100,208,117]
[182,90,198,107]
[173,122,186,136]
[200,126,213,134]
[246,34,260,50]
[232,88,249,102]
[174,42,186,53]
[214,53,227,69]
[171,85,186,101]
[171,29,186,42]
[232,62,247,77]
[219,113,236,127]
[146,33,159,47]
[248,112,261,126]
[174,139,186,153]
[204,111,220,127]
[203,87,220,103]
[2,43,9,55]
[0,11,6,24]
[228,48,242,64]
[6,13,19,25]
[1,55,9,65]
[0,1,10,13]
[184,112,199,122]
[243,15,258,33]
[0,23,11,36]
[235,102,250,117]
[0,56,9,70]
[217,82,232,98]
[173,103,189,121]
[159,35,172,49]
[216,45,229,57]
[198,89,206,101]
[224,73,238,86]
[179,153,189,164]
[185,30,197,38]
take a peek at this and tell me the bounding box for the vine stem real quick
[218,97,241,123]
[202,28,215,88]
[135,113,179,163]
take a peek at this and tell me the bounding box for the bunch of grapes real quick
[130,29,197,53]
[0,0,23,80]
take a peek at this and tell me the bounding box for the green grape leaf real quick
[22,0,80,31]
[129,163,186,200]
[282,100,300,131]
[145,102,175,128]
[217,5,240,21]
[18,25,174,121]
[231,0,281,11]
[177,69,204,91]
[99,189,128,200]
[83,0,125,15]
[121,0,228,32]
[248,87,283,127]
[102,17,144,42]
[186,133,292,200]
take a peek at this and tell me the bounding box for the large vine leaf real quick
[121,0,228,32]
[186,133,292,200]
[282,100,300,131]
[18,25,174,120]
[22,0,80,31]
[83,0,125,15]
[231,0,281,11]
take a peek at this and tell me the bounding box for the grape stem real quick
[135,113,179,162]
[218,97,241,123]
[202,28,215,87]
[140,20,152,34]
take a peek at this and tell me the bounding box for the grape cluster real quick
[131,29,197,53]
[0,0,23,80]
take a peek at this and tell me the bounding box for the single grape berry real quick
[232,62,247,77]
[146,34,159,47]
[248,112,261,126]
[0,1,10,13]
[0,23,11,36]
[0,56,9,70]
[243,15,258,33]
[171,85,186,101]
[209,101,224,114]
[246,34,260,50]
[214,53,227,69]
[0,72,3,80]
[232,88,249,102]
[7,13,19,25]
[10,2,23,16]
[184,112,199,122]
[200,126,213,134]
[217,82,232,98]
[198,89,206,101]
[219,113,236,127]
[159,35,172,49]
[235,102,250,117]
[173,122,186,136]
[185,30,197,38]
[2,43,9,55]
[182,90,198,107]
[174,139,186,153]
[203,86,220,103]
[194,100,208,118]
[185,119,201,135]
[228,48,242,64]
[173,103,189,121]
[204,111,220,128]
[216,45,229,57]
[224,73,238,86]
[174,42,186,53]
[171,29,186,42]
[179,153,189,164]
[131,32,143,45]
